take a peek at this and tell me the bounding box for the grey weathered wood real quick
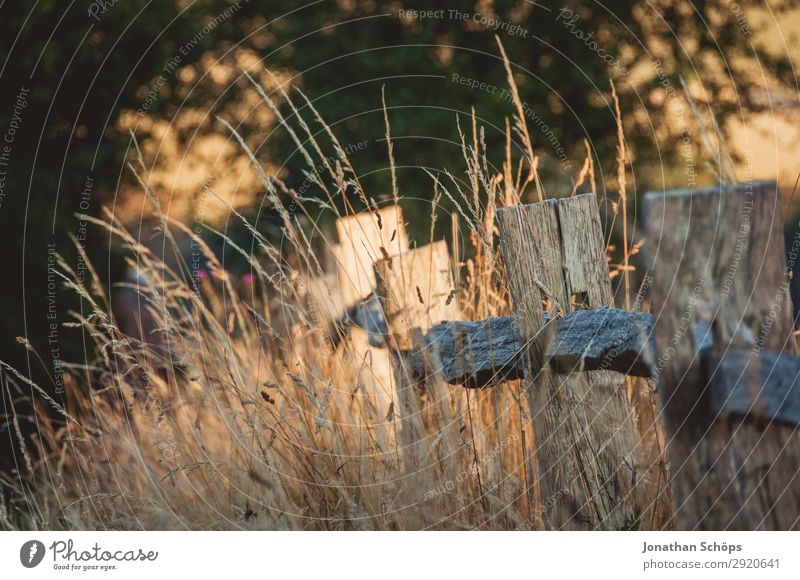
[645,180,800,530]
[329,296,388,349]
[547,304,674,528]
[407,316,524,387]
[403,309,800,425]
[497,193,645,530]
[707,348,800,426]
[546,307,654,377]
[405,309,653,386]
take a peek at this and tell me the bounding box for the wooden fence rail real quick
[327,181,800,529]
[401,310,800,425]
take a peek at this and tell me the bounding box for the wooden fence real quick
[324,180,800,530]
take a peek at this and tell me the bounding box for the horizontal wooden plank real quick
[706,348,800,427]
[338,302,800,426]
[407,316,525,387]
[328,296,388,349]
[405,308,656,387]
[545,307,655,377]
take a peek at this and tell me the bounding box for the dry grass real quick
[0,57,547,531]
[0,44,706,531]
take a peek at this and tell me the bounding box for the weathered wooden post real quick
[334,206,408,307]
[374,240,463,461]
[628,375,673,530]
[331,206,408,417]
[375,240,458,351]
[496,193,645,530]
[645,180,800,530]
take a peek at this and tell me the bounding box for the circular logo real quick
[19,540,46,568]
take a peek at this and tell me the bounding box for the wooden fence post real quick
[496,193,645,530]
[628,375,673,530]
[331,206,408,418]
[645,180,800,530]
[375,240,459,351]
[374,241,461,449]
[334,206,408,307]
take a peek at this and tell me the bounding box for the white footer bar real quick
[1,531,797,579]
